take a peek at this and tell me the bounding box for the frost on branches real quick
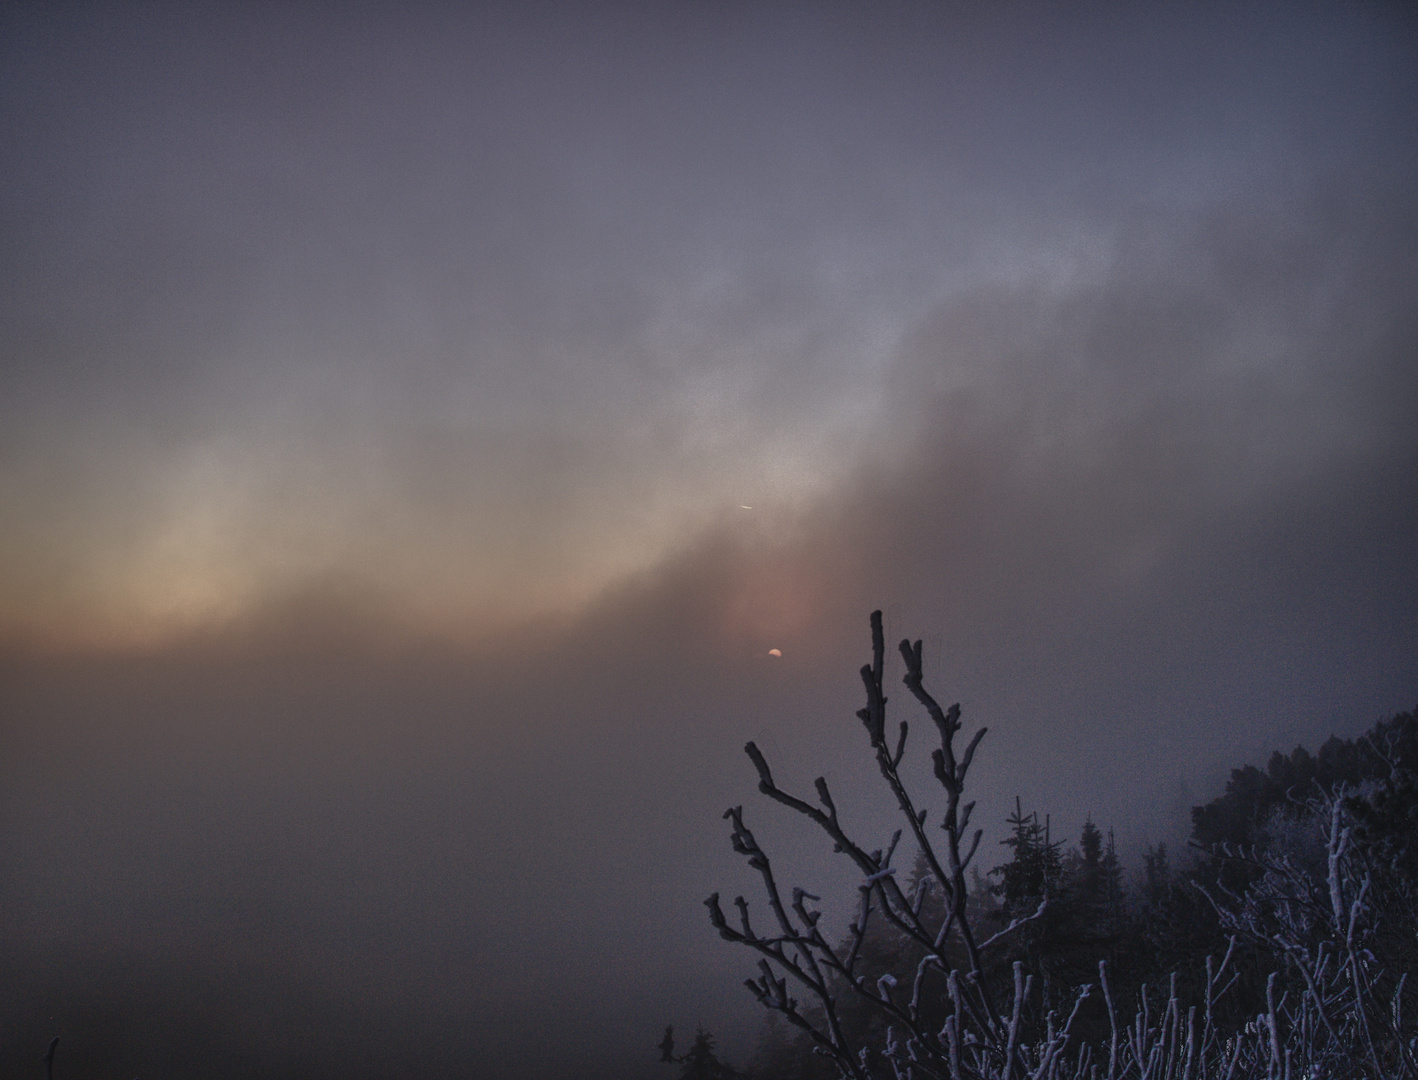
[706,612,1417,1080]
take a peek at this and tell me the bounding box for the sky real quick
[2,3,1416,1078]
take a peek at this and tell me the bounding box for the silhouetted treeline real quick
[712,705,1418,1079]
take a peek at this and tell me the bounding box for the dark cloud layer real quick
[2,3,1417,1078]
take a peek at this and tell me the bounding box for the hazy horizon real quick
[3,3,1416,1077]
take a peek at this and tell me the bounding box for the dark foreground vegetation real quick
[680,613,1417,1080]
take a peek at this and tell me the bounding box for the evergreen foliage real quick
[1191,708,1418,851]
[695,613,1418,1078]
[660,1025,743,1080]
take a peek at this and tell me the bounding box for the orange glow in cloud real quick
[0,406,859,654]
[718,550,830,654]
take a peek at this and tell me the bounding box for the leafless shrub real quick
[1198,793,1418,1079]
[707,612,1417,1080]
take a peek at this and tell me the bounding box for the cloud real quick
[2,4,1416,1077]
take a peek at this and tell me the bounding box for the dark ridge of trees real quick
[1191,707,1418,851]
[697,612,1418,1079]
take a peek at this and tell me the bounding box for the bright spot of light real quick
[768,648,782,657]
